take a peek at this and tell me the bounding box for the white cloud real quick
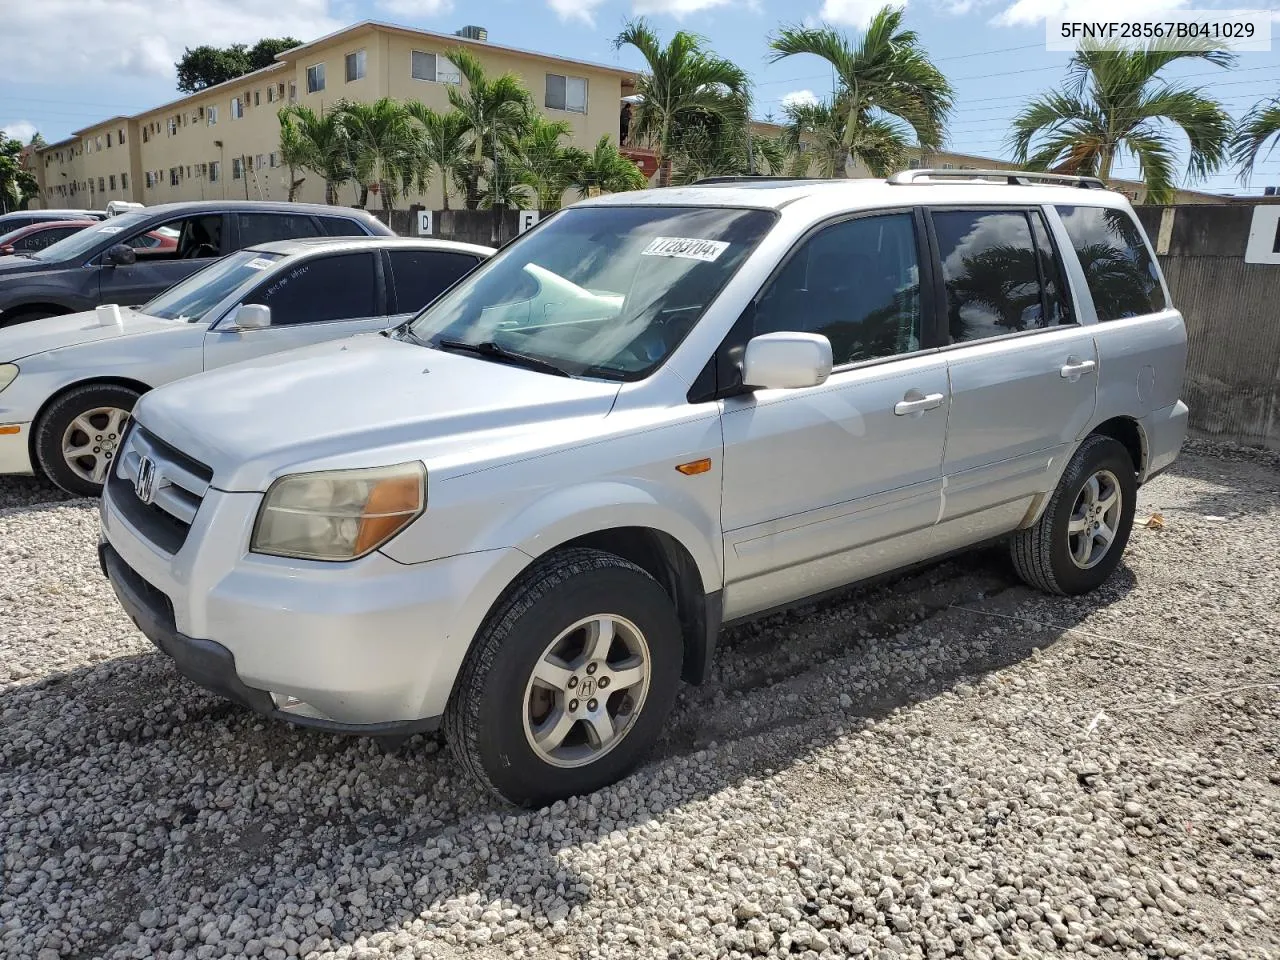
[547,0,608,25]
[2,121,38,143]
[993,0,1189,26]
[816,0,895,27]
[632,0,736,19]
[376,0,454,16]
[781,89,820,109]
[0,1,342,84]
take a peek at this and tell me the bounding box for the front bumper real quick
[100,481,530,729]
[0,422,33,475]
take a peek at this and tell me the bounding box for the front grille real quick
[108,423,213,555]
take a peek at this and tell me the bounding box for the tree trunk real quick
[380,181,393,218]
[358,184,370,208]
[1098,144,1116,182]
[657,116,671,188]
[324,180,336,205]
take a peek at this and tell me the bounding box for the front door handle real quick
[894,392,945,416]
[1060,358,1097,380]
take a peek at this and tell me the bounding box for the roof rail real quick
[692,175,816,185]
[887,168,1107,190]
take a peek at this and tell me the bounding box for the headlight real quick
[251,462,426,561]
[0,364,17,394]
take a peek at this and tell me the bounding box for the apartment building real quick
[35,21,637,211]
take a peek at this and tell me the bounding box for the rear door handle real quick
[894,392,945,416]
[1060,359,1097,379]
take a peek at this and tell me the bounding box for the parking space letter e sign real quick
[417,210,433,236]
[1245,205,1280,264]
[518,210,540,234]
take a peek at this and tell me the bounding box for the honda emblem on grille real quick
[134,456,158,504]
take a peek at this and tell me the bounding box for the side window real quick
[246,253,377,326]
[237,213,322,247]
[753,213,922,365]
[130,214,223,260]
[317,216,369,237]
[932,209,1046,343]
[1030,210,1073,326]
[1055,205,1166,321]
[22,227,79,251]
[388,250,480,312]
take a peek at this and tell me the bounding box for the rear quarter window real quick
[1055,205,1166,321]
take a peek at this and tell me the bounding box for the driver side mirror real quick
[104,243,136,267]
[232,303,271,331]
[742,332,833,390]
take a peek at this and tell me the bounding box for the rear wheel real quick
[444,548,683,807]
[34,383,140,497]
[1010,434,1137,595]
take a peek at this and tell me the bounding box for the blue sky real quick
[3,0,1278,194]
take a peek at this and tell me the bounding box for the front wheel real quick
[444,548,683,807]
[34,383,140,497]
[1010,434,1137,596]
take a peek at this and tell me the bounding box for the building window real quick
[253,89,260,107]
[545,74,587,114]
[169,168,179,186]
[267,85,277,103]
[145,171,154,188]
[96,135,104,149]
[269,152,279,167]
[232,157,243,180]
[99,176,106,192]
[142,126,150,143]
[231,97,244,120]
[255,154,266,171]
[109,174,116,190]
[186,166,192,179]
[208,105,218,125]
[345,49,366,82]
[168,118,177,136]
[119,128,125,144]
[209,161,220,183]
[121,172,129,190]
[307,63,325,93]
[411,50,460,84]
[288,81,298,102]
[106,132,113,148]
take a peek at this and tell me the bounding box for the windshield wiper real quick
[435,338,571,378]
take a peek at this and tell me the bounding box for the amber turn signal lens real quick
[354,474,425,555]
[0,425,20,436]
[675,458,712,476]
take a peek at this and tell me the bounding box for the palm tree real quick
[277,104,353,205]
[338,98,418,215]
[445,46,533,209]
[1231,97,1280,184]
[1009,43,1234,203]
[276,107,309,200]
[779,99,905,177]
[769,6,952,178]
[514,116,587,212]
[614,19,750,187]
[405,102,468,209]
[570,136,647,197]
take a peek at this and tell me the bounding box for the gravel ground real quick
[1,444,1277,960]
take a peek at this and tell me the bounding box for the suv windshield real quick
[406,205,775,379]
[29,212,151,262]
[142,250,285,321]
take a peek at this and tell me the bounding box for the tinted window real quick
[29,211,152,262]
[754,214,922,364]
[247,253,377,326]
[238,213,321,246]
[318,216,369,237]
[1055,205,1165,321]
[933,210,1046,343]
[0,216,33,231]
[1029,211,1072,326]
[18,226,81,251]
[389,250,480,312]
[144,250,286,321]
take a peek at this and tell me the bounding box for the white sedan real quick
[0,236,492,495]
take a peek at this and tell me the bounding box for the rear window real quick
[388,250,481,313]
[318,216,369,237]
[1055,205,1165,321]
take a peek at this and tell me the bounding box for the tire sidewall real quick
[35,384,140,497]
[1045,438,1137,594]
[465,565,682,807]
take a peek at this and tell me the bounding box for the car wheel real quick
[1010,434,1137,596]
[444,548,683,807]
[1,308,60,328]
[34,383,140,497]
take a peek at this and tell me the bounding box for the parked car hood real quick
[133,333,623,491]
[0,307,184,362]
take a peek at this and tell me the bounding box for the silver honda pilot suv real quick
[98,170,1188,806]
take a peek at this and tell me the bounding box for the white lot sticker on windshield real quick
[245,257,274,270]
[641,236,729,263]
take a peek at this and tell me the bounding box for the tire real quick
[34,383,140,497]
[444,548,684,807]
[1,308,61,328]
[1010,434,1137,596]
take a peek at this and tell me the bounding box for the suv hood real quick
[0,307,178,362]
[133,334,623,491]
[0,256,54,278]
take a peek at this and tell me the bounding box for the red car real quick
[0,220,177,257]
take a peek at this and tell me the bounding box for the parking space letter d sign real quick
[417,210,433,236]
[518,210,540,234]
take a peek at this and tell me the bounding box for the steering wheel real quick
[186,242,217,259]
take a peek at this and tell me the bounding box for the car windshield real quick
[405,205,776,380]
[29,212,151,262]
[141,250,285,321]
